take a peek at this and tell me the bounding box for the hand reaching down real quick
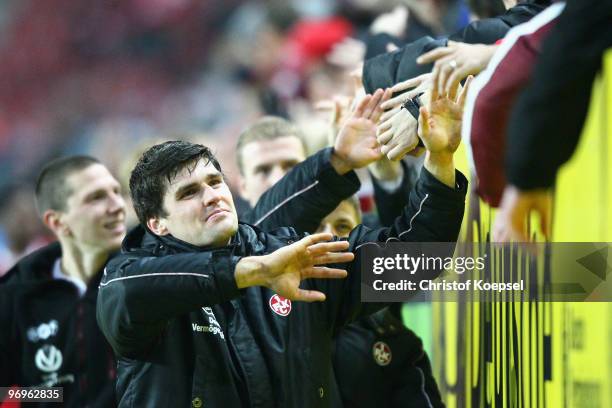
[417,41,497,98]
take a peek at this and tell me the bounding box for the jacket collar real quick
[2,241,109,296]
[123,225,243,256]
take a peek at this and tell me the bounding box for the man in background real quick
[0,156,125,407]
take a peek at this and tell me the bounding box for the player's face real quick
[62,164,126,252]
[315,200,360,238]
[153,160,238,248]
[239,136,306,206]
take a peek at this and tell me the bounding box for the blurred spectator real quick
[0,156,125,406]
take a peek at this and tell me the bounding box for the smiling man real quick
[97,88,468,407]
[0,156,125,407]
[145,158,238,247]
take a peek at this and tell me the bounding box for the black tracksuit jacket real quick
[0,243,116,407]
[96,168,467,407]
[243,155,444,407]
[0,148,359,407]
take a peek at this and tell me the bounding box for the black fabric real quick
[402,92,425,121]
[363,36,447,94]
[506,0,612,189]
[365,33,406,60]
[0,243,117,408]
[333,309,445,408]
[363,10,441,60]
[363,1,551,94]
[449,1,551,44]
[371,160,421,228]
[96,168,467,408]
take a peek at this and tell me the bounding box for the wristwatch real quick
[400,92,425,147]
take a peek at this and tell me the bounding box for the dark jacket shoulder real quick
[0,242,61,285]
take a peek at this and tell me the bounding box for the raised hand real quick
[419,76,473,153]
[235,233,355,302]
[418,76,473,187]
[377,109,419,161]
[331,88,392,174]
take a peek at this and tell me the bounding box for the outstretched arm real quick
[245,89,391,233]
[316,77,473,328]
[97,231,353,356]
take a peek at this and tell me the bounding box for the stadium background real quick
[0,1,610,406]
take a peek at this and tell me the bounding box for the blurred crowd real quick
[0,0,477,274]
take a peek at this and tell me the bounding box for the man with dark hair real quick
[97,89,468,407]
[0,156,125,407]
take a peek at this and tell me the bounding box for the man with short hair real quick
[236,116,309,207]
[97,89,468,407]
[0,156,125,407]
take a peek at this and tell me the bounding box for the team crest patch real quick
[269,294,292,316]
[372,341,392,366]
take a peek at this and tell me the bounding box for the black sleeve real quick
[362,2,549,93]
[506,0,612,189]
[241,148,361,233]
[96,250,242,357]
[362,36,446,94]
[450,2,549,43]
[371,161,419,227]
[311,168,468,330]
[364,33,405,60]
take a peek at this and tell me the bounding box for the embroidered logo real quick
[269,294,292,316]
[35,345,63,373]
[372,341,392,366]
[27,320,59,343]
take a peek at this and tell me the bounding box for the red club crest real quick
[269,294,292,316]
[372,341,392,366]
